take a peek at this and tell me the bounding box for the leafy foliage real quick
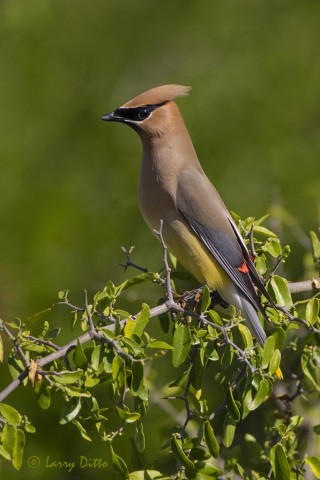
[0,216,320,479]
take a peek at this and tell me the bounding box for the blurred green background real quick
[0,0,320,478]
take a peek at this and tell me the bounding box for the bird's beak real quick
[101,110,123,122]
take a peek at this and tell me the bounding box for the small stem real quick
[119,246,148,273]
[154,220,174,302]
[84,290,95,333]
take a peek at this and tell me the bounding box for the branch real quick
[0,302,169,403]
[287,278,320,294]
[1,272,318,404]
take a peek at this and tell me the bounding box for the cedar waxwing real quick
[102,85,282,378]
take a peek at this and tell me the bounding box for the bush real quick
[0,215,320,479]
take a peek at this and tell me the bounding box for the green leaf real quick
[171,435,194,470]
[0,334,3,362]
[52,369,84,384]
[306,298,320,325]
[148,340,173,349]
[0,403,21,426]
[84,377,100,388]
[121,336,144,355]
[301,352,320,391]
[253,225,277,237]
[2,424,16,457]
[25,308,52,326]
[262,238,282,258]
[244,433,262,457]
[269,350,281,376]
[273,328,285,352]
[172,323,192,368]
[116,407,141,423]
[124,304,150,338]
[114,309,131,320]
[129,471,170,480]
[63,385,91,398]
[288,415,303,430]
[60,397,82,424]
[203,421,219,458]
[131,361,144,397]
[221,345,234,370]
[226,388,240,421]
[188,461,221,479]
[47,327,61,338]
[12,428,25,470]
[24,423,36,434]
[248,378,270,411]
[207,310,223,326]
[58,290,68,300]
[261,335,275,369]
[73,339,87,368]
[190,347,205,390]
[310,231,320,260]
[8,356,24,380]
[21,343,46,353]
[270,276,293,307]
[6,318,21,330]
[0,445,11,461]
[91,345,102,372]
[105,439,129,479]
[270,444,290,480]
[37,384,51,410]
[122,273,156,290]
[201,285,211,312]
[72,419,92,442]
[305,456,320,479]
[238,324,253,349]
[134,422,145,453]
[222,414,237,448]
[254,255,267,276]
[112,356,126,388]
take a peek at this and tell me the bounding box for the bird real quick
[101,84,282,378]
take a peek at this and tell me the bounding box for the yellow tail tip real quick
[276,367,283,380]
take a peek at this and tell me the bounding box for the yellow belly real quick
[164,217,230,293]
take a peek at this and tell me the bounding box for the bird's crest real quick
[122,84,191,108]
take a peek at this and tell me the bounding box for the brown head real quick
[101,84,191,138]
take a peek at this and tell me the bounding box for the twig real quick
[154,220,174,302]
[275,304,320,335]
[22,335,59,351]
[265,255,285,283]
[119,246,148,273]
[0,321,29,369]
[84,290,95,333]
[149,389,197,437]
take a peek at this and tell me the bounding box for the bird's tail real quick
[230,288,283,379]
[238,292,267,347]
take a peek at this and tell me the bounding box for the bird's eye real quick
[114,102,166,123]
[137,108,150,121]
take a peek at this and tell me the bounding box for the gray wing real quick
[176,167,272,315]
